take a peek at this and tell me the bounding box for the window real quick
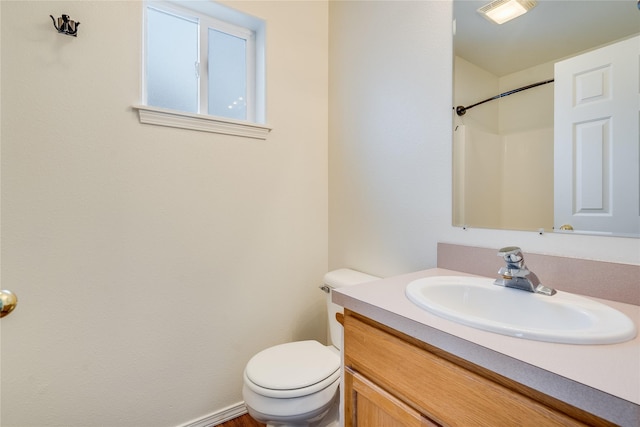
[146,6,199,114]
[136,1,269,139]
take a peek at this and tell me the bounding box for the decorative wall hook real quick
[50,14,80,37]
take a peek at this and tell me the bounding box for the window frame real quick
[135,1,270,139]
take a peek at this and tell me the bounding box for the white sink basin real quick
[405,276,637,344]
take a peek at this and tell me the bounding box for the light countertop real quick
[333,268,640,426]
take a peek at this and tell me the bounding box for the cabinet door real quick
[345,367,438,427]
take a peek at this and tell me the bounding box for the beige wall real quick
[498,61,554,134]
[1,1,328,426]
[498,61,554,230]
[453,56,554,231]
[454,56,498,133]
[501,127,554,230]
[463,127,503,228]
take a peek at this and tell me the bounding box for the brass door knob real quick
[0,290,18,318]
[559,224,574,231]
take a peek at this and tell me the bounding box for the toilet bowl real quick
[242,269,379,427]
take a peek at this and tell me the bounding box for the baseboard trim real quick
[178,402,248,427]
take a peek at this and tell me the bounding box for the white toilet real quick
[242,268,379,427]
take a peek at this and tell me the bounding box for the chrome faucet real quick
[494,246,556,296]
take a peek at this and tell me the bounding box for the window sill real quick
[133,105,271,140]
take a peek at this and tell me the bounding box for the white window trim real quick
[133,105,271,140]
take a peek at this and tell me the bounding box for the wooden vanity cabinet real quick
[342,310,615,427]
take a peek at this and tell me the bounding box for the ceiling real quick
[454,0,640,76]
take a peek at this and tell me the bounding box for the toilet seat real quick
[244,340,340,399]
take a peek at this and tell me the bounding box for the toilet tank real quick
[323,268,379,350]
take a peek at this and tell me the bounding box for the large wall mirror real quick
[452,0,639,237]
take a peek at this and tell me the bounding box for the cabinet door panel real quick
[345,368,437,427]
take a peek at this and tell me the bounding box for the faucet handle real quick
[497,246,526,270]
[497,246,522,256]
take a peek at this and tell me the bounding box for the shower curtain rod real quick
[455,78,554,116]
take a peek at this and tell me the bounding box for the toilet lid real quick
[245,341,340,391]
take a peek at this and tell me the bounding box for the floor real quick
[218,413,265,427]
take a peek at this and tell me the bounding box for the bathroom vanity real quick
[333,268,640,426]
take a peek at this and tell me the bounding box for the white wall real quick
[329,0,453,278]
[0,1,328,426]
[329,0,639,284]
